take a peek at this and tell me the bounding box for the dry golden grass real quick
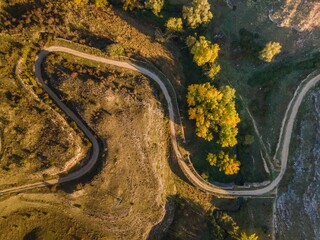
[0,37,89,189]
[43,54,176,239]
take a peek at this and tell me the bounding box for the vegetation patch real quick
[44,53,177,239]
[0,36,88,188]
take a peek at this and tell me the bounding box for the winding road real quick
[0,46,319,196]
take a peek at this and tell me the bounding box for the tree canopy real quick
[186,36,220,67]
[166,17,183,32]
[205,64,221,80]
[145,0,164,15]
[182,0,213,28]
[74,0,89,5]
[122,0,142,11]
[207,151,240,175]
[236,232,259,240]
[95,0,108,7]
[187,83,240,146]
[259,41,282,62]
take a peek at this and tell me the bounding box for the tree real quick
[122,0,142,11]
[205,64,221,80]
[186,35,197,48]
[259,41,282,62]
[187,83,222,141]
[74,0,88,5]
[95,0,108,7]
[182,0,213,28]
[236,232,259,240]
[166,17,183,32]
[218,126,238,148]
[186,36,220,67]
[187,83,240,146]
[207,151,240,175]
[145,0,164,15]
[218,86,240,147]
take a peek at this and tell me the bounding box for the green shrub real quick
[105,44,125,57]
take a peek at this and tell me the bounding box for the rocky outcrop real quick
[275,89,320,240]
[270,0,320,32]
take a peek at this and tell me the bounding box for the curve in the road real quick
[1,46,319,196]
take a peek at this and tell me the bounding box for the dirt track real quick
[0,46,319,196]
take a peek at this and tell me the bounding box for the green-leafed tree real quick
[145,0,164,15]
[166,17,183,32]
[182,0,213,28]
[186,36,220,67]
[259,41,282,62]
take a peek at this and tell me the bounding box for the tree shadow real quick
[109,7,157,40]
[148,196,213,240]
[147,196,176,240]
[3,2,37,19]
[67,24,114,50]
[23,227,41,240]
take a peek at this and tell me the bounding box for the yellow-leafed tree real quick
[166,17,183,32]
[95,0,108,7]
[259,41,282,62]
[182,0,213,28]
[145,0,164,15]
[205,64,221,80]
[218,86,240,147]
[236,232,259,240]
[186,36,221,80]
[187,83,240,147]
[74,0,88,5]
[207,151,240,175]
[187,83,222,141]
[122,0,142,11]
[186,36,220,67]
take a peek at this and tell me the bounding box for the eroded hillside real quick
[271,0,320,31]
[44,53,175,239]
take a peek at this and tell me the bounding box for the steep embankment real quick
[275,88,320,240]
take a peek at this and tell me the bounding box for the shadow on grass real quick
[67,24,114,50]
[148,196,212,240]
[23,227,41,240]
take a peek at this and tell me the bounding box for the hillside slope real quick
[270,0,320,31]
